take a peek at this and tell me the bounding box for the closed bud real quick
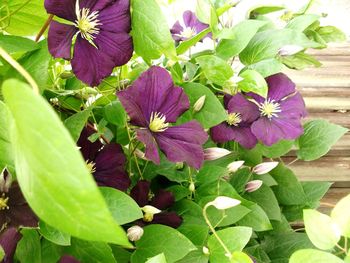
[252,162,278,175]
[209,196,241,210]
[204,148,231,161]
[193,95,206,112]
[278,45,304,56]
[141,205,161,215]
[0,168,12,193]
[127,225,144,242]
[227,160,245,173]
[189,182,195,192]
[202,246,210,255]
[245,180,263,193]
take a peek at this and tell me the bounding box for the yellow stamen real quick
[149,112,169,132]
[226,112,242,126]
[143,213,154,222]
[259,99,281,119]
[180,27,196,39]
[86,160,96,174]
[0,193,9,210]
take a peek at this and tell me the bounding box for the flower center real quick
[259,99,282,119]
[0,193,9,210]
[181,27,196,39]
[226,112,242,126]
[86,161,96,174]
[149,112,169,133]
[74,0,102,44]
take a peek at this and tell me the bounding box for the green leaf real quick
[182,82,227,129]
[230,252,254,263]
[297,120,348,161]
[316,26,346,43]
[196,55,233,86]
[111,246,132,263]
[249,5,285,17]
[0,247,4,262]
[177,28,211,55]
[304,209,340,250]
[104,100,127,126]
[331,194,350,237]
[3,80,130,246]
[246,58,283,78]
[64,238,116,263]
[280,52,322,70]
[41,239,64,263]
[0,101,14,173]
[100,187,143,225]
[177,223,209,246]
[286,14,320,32]
[216,20,267,59]
[208,227,252,263]
[0,35,38,54]
[39,221,71,246]
[131,0,176,61]
[64,109,91,142]
[195,0,211,24]
[256,140,294,158]
[131,225,196,263]
[237,204,272,231]
[15,229,41,263]
[239,29,320,65]
[176,250,209,263]
[290,249,344,263]
[238,69,268,98]
[302,182,332,206]
[146,253,167,263]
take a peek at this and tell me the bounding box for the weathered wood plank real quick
[319,187,350,214]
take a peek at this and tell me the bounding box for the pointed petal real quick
[0,228,22,263]
[44,0,76,21]
[156,121,208,169]
[130,180,151,207]
[71,36,115,86]
[47,21,76,59]
[183,11,197,28]
[266,73,296,101]
[77,127,103,162]
[151,190,175,210]
[170,21,184,42]
[152,212,183,228]
[80,0,115,11]
[227,93,260,123]
[136,129,160,165]
[94,143,130,191]
[98,0,131,33]
[280,92,307,118]
[210,122,235,143]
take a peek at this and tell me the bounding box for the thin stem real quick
[287,158,299,166]
[86,123,109,144]
[35,14,54,42]
[203,204,232,258]
[0,46,39,94]
[335,243,347,254]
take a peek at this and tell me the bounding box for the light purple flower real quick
[210,93,260,149]
[249,73,307,146]
[45,0,133,86]
[118,66,208,169]
[170,10,210,42]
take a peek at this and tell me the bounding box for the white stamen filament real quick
[259,99,282,119]
[149,112,169,132]
[180,27,196,39]
[226,112,242,126]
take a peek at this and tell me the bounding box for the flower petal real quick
[210,123,235,143]
[280,92,307,118]
[7,205,38,228]
[98,0,131,33]
[136,129,160,165]
[266,73,296,101]
[152,212,183,228]
[0,227,22,263]
[80,0,115,12]
[94,143,130,191]
[170,21,184,42]
[59,255,81,263]
[47,21,77,59]
[183,10,209,38]
[44,0,76,21]
[156,121,208,169]
[71,36,115,86]
[130,180,151,207]
[151,190,175,210]
[77,127,103,162]
[226,93,260,123]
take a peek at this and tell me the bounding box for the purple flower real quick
[170,10,210,42]
[77,127,131,191]
[249,73,307,146]
[210,93,260,149]
[0,228,22,263]
[118,66,208,169]
[45,0,133,86]
[130,180,182,228]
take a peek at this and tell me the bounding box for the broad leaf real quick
[146,253,167,263]
[104,100,127,126]
[177,28,211,55]
[256,140,294,158]
[39,221,71,246]
[0,101,14,173]
[286,14,320,32]
[64,109,91,142]
[238,69,268,98]
[15,229,41,263]
[0,35,38,54]
[237,204,272,232]
[290,249,344,263]
[331,194,350,237]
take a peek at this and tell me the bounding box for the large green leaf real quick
[0,35,38,54]
[286,14,320,32]
[64,109,91,142]
[237,204,272,231]
[297,120,348,161]
[0,101,14,173]
[39,221,71,246]
[131,0,176,61]
[331,194,350,238]
[15,229,41,263]
[3,79,130,246]
[238,69,268,98]
[182,82,227,129]
[131,225,196,263]
[256,140,294,158]
[290,249,344,263]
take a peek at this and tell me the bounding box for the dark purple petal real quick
[155,121,208,169]
[150,190,175,210]
[47,21,77,60]
[152,212,183,228]
[77,127,103,162]
[210,123,236,143]
[0,228,22,263]
[94,143,130,191]
[251,117,303,146]
[170,21,184,42]
[136,129,160,165]
[130,180,151,207]
[71,36,115,86]
[98,0,131,33]
[226,93,260,123]
[80,0,114,11]
[8,205,38,228]
[266,73,296,101]
[44,0,76,21]
[59,255,81,263]
[280,92,307,118]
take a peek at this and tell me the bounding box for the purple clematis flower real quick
[77,127,131,191]
[118,66,208,170]
[170,10,210,42]
[45,0,133,86]
[0,228,22,263]
[130,180,182,228]
[210,93,260,149]
[249,73,307,146]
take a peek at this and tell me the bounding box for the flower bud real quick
[141,205,161,215]
[202,246,210,255]
[278,45,304,56]
[189,182,195,192]
[193,95,206,112]
[209,196,241,210]
[227,160,245,173]
[0,168,12,193]
[204,148,231,161]
[127,225,144,242]
[245,180,263,193]
[252,162,278,175]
